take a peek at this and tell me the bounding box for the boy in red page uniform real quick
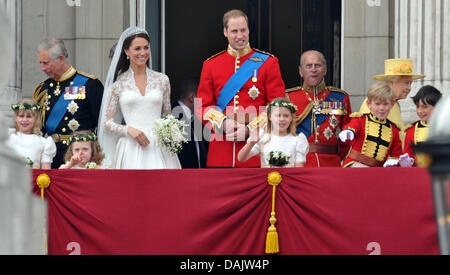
[339,81,414,168]
[404,85,442,166]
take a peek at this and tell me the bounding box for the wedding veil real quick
[97,26,151,168]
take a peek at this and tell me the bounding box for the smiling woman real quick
[97,26,181,170]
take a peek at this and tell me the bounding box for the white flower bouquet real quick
[153,114,189,155]
[24,157,34,168]
[267,151,290,167]
[85,162,98,169]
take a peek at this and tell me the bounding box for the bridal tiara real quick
[123,26,149,39]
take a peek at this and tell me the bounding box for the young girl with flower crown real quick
[238,98,309,168]
[7,99,56,169]
[59,130,105,169]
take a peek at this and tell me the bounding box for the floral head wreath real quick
[11,103,42,112]
[68,132,97,146]
[267,101,298,114]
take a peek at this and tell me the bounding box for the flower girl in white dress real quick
[59,131,104,169]
[7,99,56,169]
[238,98,309,168]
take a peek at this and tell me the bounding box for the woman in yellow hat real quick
[359,59,425,146]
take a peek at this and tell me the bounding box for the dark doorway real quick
[164,0,341,102]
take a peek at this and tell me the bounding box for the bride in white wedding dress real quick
[98,27,181,169]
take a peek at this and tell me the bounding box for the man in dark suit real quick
[172,77,209,168]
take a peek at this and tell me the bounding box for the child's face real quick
[270,107,293,135]
[416,100,435,123]
[366,99,393,120]
[72,141,93,165]
[15,111,37,134]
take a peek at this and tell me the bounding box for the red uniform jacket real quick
[286,82,352,167]
[196,46,285,167]
[342,114,403,167]
[404,121,428,165]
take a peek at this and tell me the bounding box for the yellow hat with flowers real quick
[373,58,425,81]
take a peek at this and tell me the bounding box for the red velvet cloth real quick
[32,168,439,255]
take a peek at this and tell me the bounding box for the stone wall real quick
[21,0,127,99]
[395,0,450,123]
[341,0,394,112]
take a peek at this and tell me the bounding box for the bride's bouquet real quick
[154,114,189,155]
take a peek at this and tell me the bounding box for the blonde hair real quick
[13,98,42,135]
[64,130,105,165]
[367,81,395,102]
[265,98,297,144]
[223,9,248,29]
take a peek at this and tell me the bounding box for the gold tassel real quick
[36,174,51,255]
[36,174,51,200]
[265,172,282,254]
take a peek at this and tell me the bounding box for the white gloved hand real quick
[383,159,399,167]
[338,130,355,142]
[398,153,415,167]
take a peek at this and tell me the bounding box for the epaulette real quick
[77,71,98,80]
[405,121,419,131]
[205,50,226,61]
[349,112,366,118]
[286,86,302,94]
[253,48,275,58]
[328,86,348,96]
[32,82,46,103]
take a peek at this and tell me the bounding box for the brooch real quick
[248,86,260,100]
[68,119,80,132]
[67,101,79,115]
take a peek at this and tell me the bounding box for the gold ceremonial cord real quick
[36,174,51,255]
[265,172,282,254]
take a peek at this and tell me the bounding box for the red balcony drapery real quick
[32,168,439,255]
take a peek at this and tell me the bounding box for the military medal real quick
[248,86,260,100]
[252,70,258,83]
[54,82,61,96]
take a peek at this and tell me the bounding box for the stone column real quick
[395,0,450,123]
[341,0,393,111]
[0,0,21,124]
[0,4,46,256]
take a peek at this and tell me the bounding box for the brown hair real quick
[13,98,42,135]
[114,32,151,81]
[64,130,105,165]
[223,9,248,29]
[367,81,395,102]
[265,97,298,144]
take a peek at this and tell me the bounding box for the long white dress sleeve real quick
[99,68,181,170]
[104,81,128,137]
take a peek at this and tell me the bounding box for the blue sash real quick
[216,52,269,112]
[297,91,346,138]
[46,74,89,135]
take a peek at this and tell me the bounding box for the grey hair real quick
[37,38,69,60]
[300,50,327,67]
[385,76,400,83]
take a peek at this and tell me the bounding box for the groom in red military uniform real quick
[286,50,352,167]
[197,9,285,167]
